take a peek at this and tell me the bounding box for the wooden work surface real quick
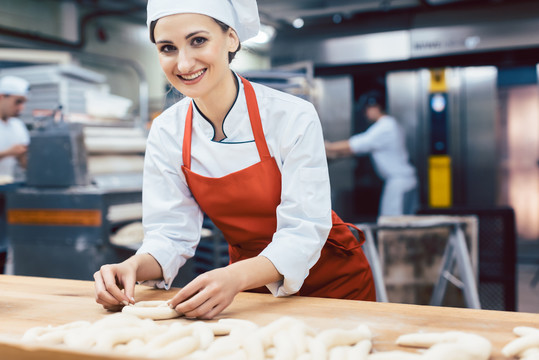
[1,274,537,359]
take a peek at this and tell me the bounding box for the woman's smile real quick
[178,68,207,83]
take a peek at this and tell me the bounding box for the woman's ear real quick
[227,29,240,52]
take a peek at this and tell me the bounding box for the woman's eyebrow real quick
[155,30,210,44]
[185,30,210,39]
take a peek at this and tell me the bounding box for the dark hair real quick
[149,18,241,63]
[362,90,386,111]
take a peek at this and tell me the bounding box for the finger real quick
[185,300,226,320]
[174,289,212,317]
[199,303,227,320]
[94,271,122,307]
[122,273,136,304]
[181,295,216,319]
[169,279,203,307]
[100,267,131,305]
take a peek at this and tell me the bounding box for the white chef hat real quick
[147,0,260,42]
[0,75,30,97]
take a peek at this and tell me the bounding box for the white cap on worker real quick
[0,76,30,97]
[147,0,260,42]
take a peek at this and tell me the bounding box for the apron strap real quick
[182,101,194,170]
[240,76,272,161]
[332,220,365,246]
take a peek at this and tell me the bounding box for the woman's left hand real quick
[169,267,241,320]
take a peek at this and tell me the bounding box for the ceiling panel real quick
[75,0,533,32]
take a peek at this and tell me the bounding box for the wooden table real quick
[1,275,537,359]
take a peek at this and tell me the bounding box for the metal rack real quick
[356,217,481,309]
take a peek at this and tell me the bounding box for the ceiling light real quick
[292,18,304,29]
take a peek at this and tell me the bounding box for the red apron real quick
[181,77,375,301]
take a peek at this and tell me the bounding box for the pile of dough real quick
[368,331,492,360]
[502,326,539,360]
[20,314,372,360]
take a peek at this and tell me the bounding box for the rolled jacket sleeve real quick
[258,100,333,297]
[136,107,204,289]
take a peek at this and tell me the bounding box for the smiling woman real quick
[93,0,376,321]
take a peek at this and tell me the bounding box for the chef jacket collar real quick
[193,72,251,142]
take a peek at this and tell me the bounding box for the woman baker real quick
[94,0,375,320]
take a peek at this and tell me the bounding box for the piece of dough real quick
[191,322,215,350]
[310,324,372,360]
[317,324,372,348]
[94,328,151,351]
[395,331,492,360]
[240,333,265,360]
[122,300,182,320]
[152,335,199,359]
[348,339,372,360]
[204,335,242,358]
[329,345,349,360]
[515,327,539,337]
[502,332,539,357]
[521,347,539,360]
[143,322,192,349]
[273,329,297,360]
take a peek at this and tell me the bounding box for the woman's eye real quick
[192,37,207,46]
[159,44,176,53]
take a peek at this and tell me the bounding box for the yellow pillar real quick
[428,69,452,208]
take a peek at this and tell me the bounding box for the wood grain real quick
[1,274,537,359]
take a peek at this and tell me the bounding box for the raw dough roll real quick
[122,300,182,320]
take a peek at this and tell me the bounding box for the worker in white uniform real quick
[0,75,30,273]
[0,75,30,182]
[94,0,375,320]
[325,90,418,216]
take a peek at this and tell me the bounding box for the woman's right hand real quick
[93,260,137,311]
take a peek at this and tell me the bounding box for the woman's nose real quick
[176,49,195,74]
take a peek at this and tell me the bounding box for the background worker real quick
[0,75,30,274]
[0,75,30,183]
[325,90,418,216]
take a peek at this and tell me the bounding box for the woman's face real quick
[365,105,382,122]
[153,13,239,99]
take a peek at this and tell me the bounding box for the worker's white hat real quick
[0,76,30,97]
[147,0,260,42]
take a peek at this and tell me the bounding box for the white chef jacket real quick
[349,115,415,180]
[137,73,332,297]
[349,115,417,216]
[0,117,30,177]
